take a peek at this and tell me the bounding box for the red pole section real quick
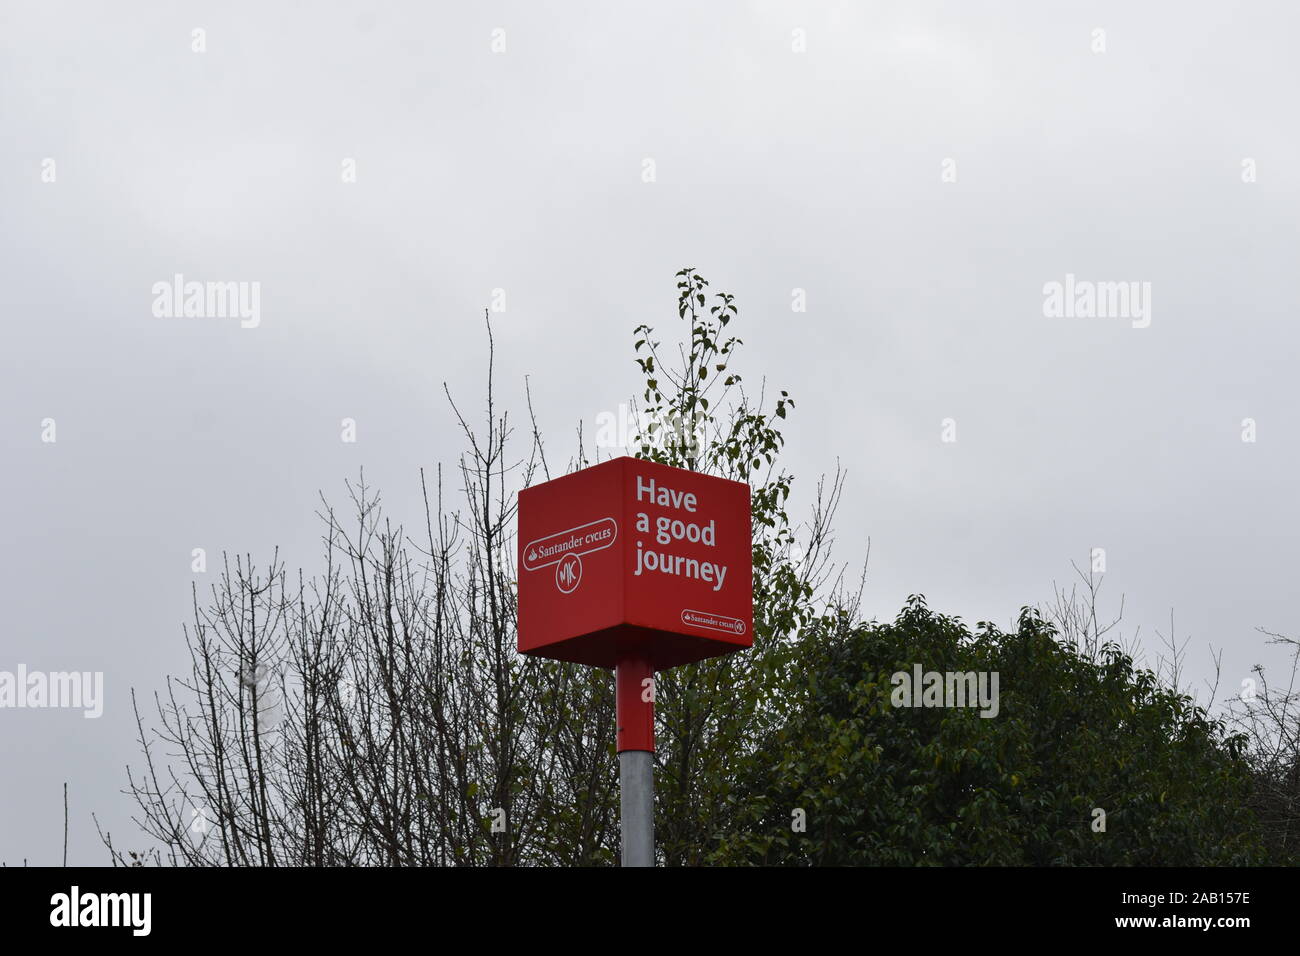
[615,657,655,753]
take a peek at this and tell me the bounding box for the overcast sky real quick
[2,1,1297,865]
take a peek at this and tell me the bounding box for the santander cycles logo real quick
[681,609,746,635]
[522,517,618,594]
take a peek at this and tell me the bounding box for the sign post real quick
[517,456,753,866]
[616,657,655,867]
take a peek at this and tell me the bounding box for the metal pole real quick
[619,750,654,866]
[616,657,654,866]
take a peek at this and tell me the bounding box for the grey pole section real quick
[619,750,654,866]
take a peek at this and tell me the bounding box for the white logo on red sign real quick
[522,517,617,593]
[556,553,582,593]
[681,609,746,635]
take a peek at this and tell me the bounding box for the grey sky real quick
[2,2,1297,865]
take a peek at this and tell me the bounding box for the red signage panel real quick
[517,457,753,670]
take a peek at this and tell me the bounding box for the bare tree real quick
[1223,627,1300,862]
[1041,558,1135,663]
[105,315,618,866]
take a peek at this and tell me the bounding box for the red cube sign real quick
[517,457,753,670]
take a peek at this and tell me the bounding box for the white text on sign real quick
[632,475,729,591]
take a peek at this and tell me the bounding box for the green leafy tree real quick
[709,596,1269,865]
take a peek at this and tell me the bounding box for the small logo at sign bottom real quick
[556,553,582,593]
[681,609,746,635]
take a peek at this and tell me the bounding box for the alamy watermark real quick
[891,665,999,718]
[0,665,103,718]
[594,403,714,459]
[152,274,261,328]
[50,886,150,936]
[1042,274,1151,328]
